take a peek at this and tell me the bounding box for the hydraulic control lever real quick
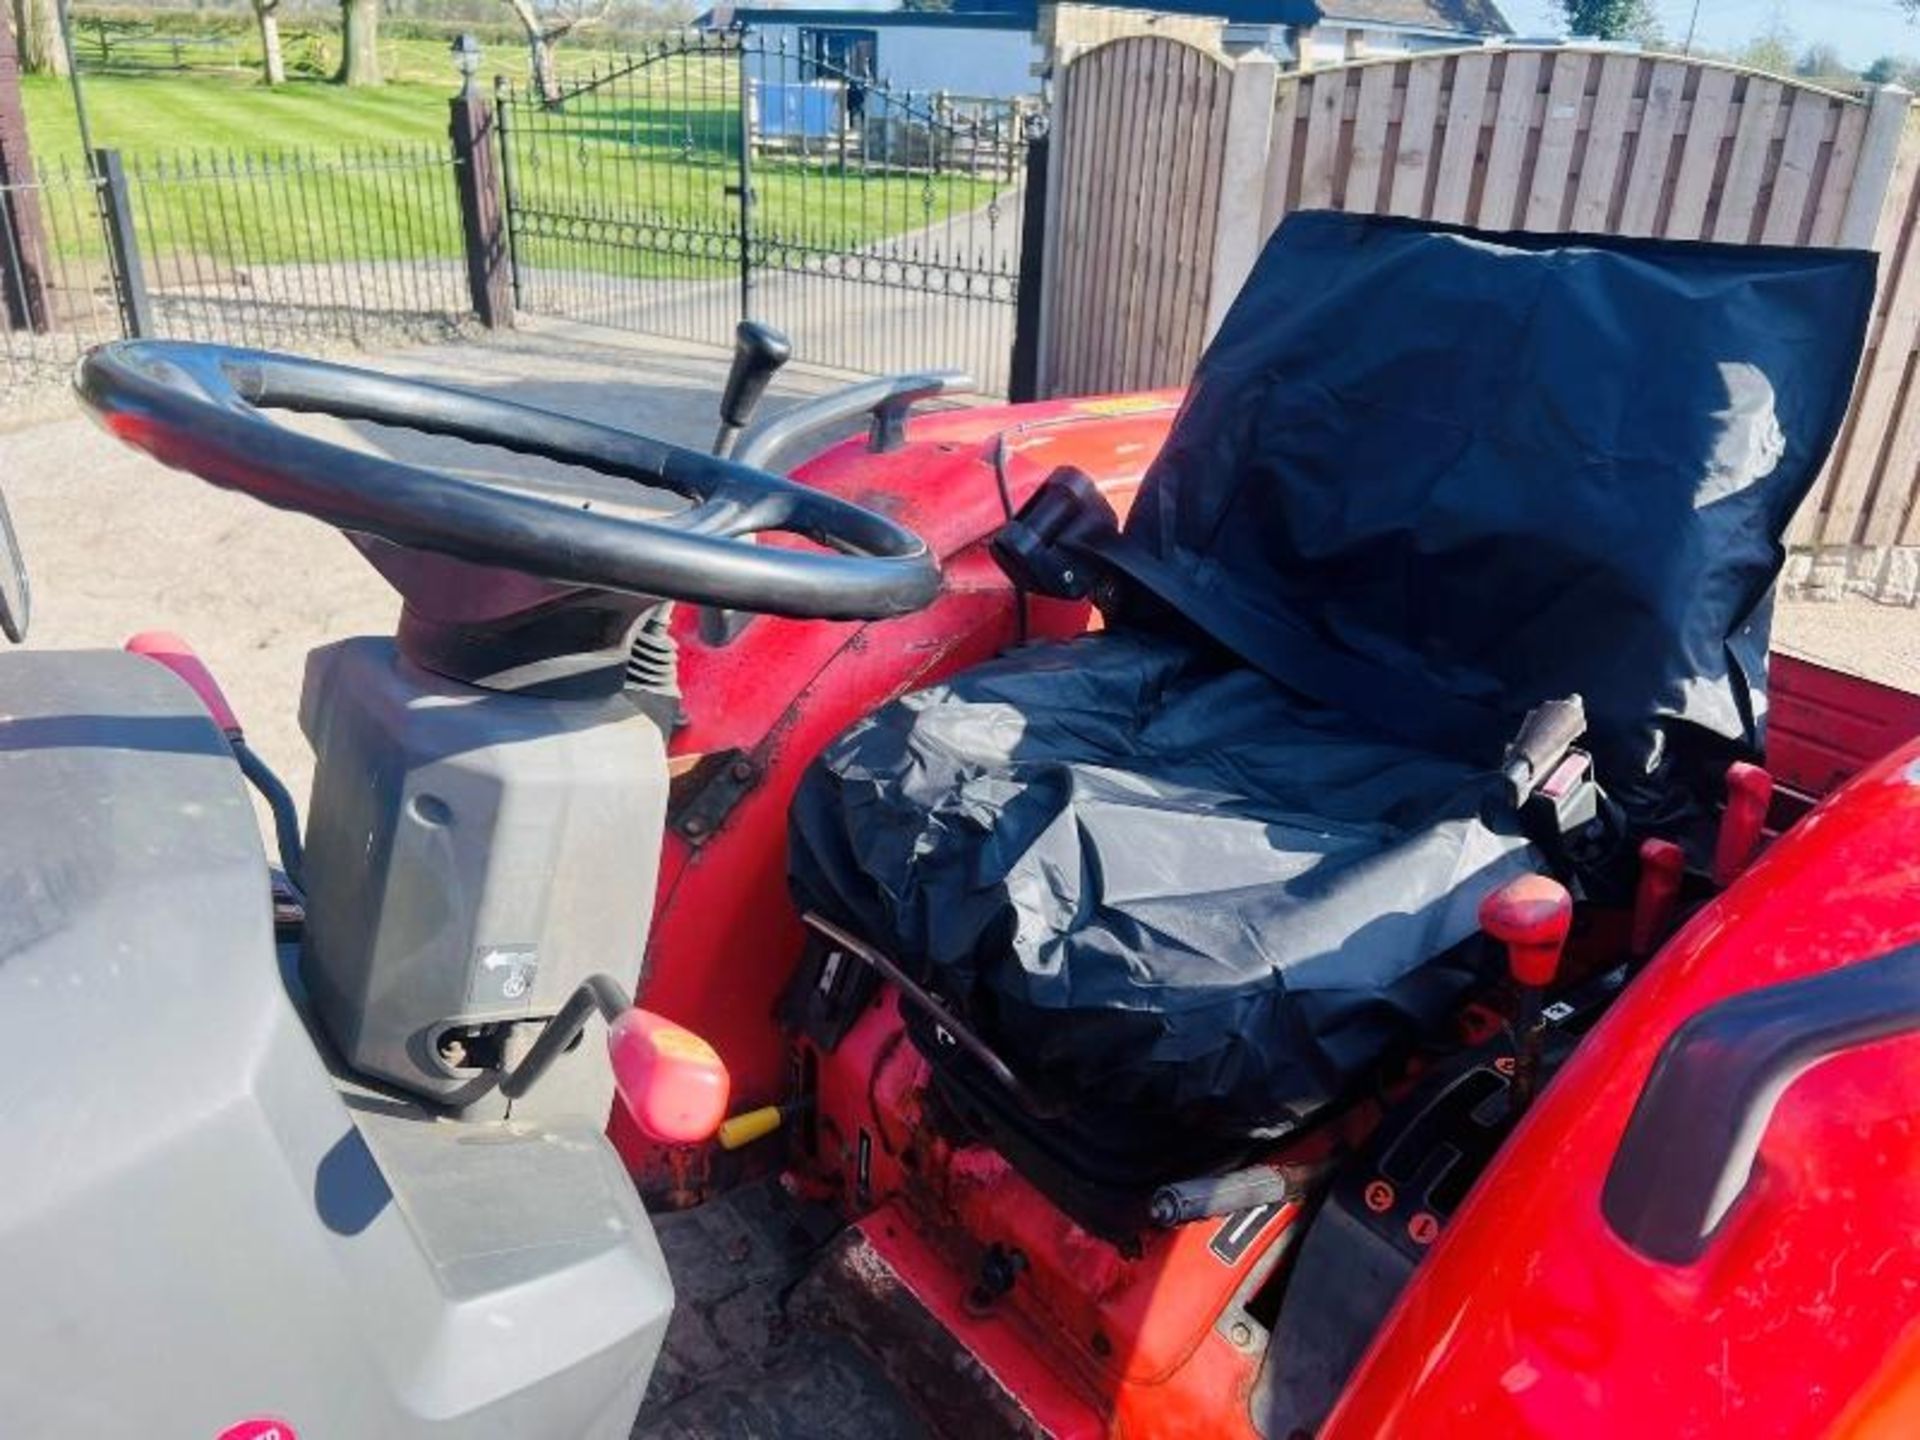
[125,631,306,893]
[1712,761,1774,887]
[1630,838,1687,960]
[497,975,731,1145]
[713,320,793,459]
[1480,874,1573,1119]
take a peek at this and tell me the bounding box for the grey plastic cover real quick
[0,650,671,1436]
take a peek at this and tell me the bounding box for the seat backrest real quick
[1116,213,1875,797]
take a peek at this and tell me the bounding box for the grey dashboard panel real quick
[0,650,669,1436]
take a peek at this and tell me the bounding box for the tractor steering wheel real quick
[75,341,940,621]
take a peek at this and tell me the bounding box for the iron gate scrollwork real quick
[496,31,1039,395]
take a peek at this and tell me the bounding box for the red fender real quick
[1325,737,1920,1438]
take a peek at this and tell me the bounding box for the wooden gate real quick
[1037,36,1234,398]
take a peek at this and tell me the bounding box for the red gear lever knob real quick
[607,1010,731,1146]
[1479,873,1573,989]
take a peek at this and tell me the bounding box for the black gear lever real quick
[714,320,793,459]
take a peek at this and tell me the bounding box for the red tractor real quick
[5,213,1918,1438]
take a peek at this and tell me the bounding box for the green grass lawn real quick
[17,57,1007,279]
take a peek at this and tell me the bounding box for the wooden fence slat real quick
[1525,52,1591,231]
[1571,53,1641,232]
[1665,66,1736,238]
[1389,56,1445,215]
[1761,90,1831,244]
[1866,390,1920,545]
[1808,102,1867,248]
[1478,49,1541,229]
[1083,38,1140,392]
[1298,70,1344,210]
[1713,77,1784,242]
[1431,51,1491,224]
[1617,58,1685,236]
[1345,62,1396,215]
[1262,75,1301,237]
[1118,42,1177,390]
[1185,56,1231,370]
[1814,176,1920,545]
[1170,49,1218,363]
[1787,116,1920,547]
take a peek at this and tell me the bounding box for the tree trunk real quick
[531,34,558,104]
[11,0,69,77]
[255,4,285,86]
[336,0,381,86]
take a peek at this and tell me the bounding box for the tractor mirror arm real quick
[1601,941,1920,1265]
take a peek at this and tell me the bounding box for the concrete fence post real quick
[449,88,513,330]
[1840,84,1912,252]
[1204,51,1277,343]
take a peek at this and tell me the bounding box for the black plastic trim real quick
[1602,941,1920,1265]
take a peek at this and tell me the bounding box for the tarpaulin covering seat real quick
[789,212,1875,1145]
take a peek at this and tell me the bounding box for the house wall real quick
[1041,3,1228,60]
[1295,23,1483,67]
[744,20,1042,97]
[1038,6,1483,70]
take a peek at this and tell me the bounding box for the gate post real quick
[1007,117,1049,403]
[0,21,51,333]
[1204,50,1277,343]
[450,84,513,329]
[94,149,153,339]
[1840,84,1912,251]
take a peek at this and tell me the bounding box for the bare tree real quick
[252,0,286,85]
[504,0,611,103]
[337,0,382,86]
[9,0,69,76]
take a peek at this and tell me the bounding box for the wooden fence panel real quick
[1257,48,1915,564]
[1261,50,1886,248]
[1807,118,1920,551]
[1041,41,1916,567]
[1039,36,1232,397]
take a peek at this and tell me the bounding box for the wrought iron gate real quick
[496,32,1038,395]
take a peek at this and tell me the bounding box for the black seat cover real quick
[789,213,1874,1145]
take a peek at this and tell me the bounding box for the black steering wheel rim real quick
[75,340,940,621]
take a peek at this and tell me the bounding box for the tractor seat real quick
[788,213,1875,1162]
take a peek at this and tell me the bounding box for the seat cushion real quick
[789,631,1538,1140]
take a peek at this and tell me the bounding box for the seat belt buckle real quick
[1524,749,1601,835]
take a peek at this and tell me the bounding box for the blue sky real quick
[1498,1,1920,65]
